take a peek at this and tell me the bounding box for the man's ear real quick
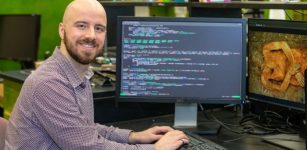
[59,23,64,40]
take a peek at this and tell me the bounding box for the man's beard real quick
[63,32,100,65]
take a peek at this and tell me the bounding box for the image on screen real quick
[248,19,307,110]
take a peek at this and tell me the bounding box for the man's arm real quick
[32,78,155,149]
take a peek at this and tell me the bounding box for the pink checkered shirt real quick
[5,47,155,150]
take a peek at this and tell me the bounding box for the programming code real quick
[120,21,244,100]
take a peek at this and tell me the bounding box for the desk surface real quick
[107,109,305,150]
[0,70,115,100]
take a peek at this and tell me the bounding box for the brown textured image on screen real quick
[249,31,307,103]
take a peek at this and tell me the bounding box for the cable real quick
[212,113,276,135]
[263,110,283,119]
[198,104,301,137]
[292,10,307,16]
[284,9,293,20]
[223,136,245,143]
[210,114,246,134]
[283,9,307,20]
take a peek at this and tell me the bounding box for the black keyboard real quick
[20,69,33,75]
[178,132,227,150]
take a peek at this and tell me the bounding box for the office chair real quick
[0,117,7,150]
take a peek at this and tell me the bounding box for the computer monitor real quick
[103,5,134,58]
[247,18,307,111]
[116,17,246,133]
[0,14,41,69]
[105,6,135,48]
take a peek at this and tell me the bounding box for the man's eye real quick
[95,26,105,33]
[76,24,86,29]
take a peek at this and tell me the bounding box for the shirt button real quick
[80,83,86,88]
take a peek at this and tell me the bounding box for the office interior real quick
[1,0,307,149]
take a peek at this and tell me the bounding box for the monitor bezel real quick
[116,16,246,104]
[247,18,307,111]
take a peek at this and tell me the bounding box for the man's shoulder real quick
[24,62,68,89]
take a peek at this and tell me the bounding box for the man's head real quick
[59,0,107,65]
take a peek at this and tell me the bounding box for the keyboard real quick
[20,69,33,75]
[178,131,227,150]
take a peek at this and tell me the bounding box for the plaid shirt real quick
[5,47,155,150]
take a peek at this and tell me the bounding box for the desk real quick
[0,70,115,99]
[0,70,173,122]
[107,109,304,150]
[0,70,115,118]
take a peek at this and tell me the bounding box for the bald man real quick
[5,0,188,149]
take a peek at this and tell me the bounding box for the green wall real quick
[0,0,72,71]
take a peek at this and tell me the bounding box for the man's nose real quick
[85,27,96,39]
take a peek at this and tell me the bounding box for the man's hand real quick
[128,126,174,144]
[154,130,189,150]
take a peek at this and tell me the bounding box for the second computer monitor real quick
[116,17,246,130]
[248,18,307,111]
[0,14,40,69]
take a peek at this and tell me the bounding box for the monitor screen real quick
[0,14,40,62]
[116,17,246,132]
[247,19,307,111]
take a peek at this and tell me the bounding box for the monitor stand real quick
[173,103,221,135]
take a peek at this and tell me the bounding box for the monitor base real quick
[152,121,221,135]
[175,121,221,135]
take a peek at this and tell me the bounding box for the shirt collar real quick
[52,46,94,88]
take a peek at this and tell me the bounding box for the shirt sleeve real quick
[95,123,131,143]
[32,78,156,150]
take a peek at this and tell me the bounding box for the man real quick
[5,0,189,149]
